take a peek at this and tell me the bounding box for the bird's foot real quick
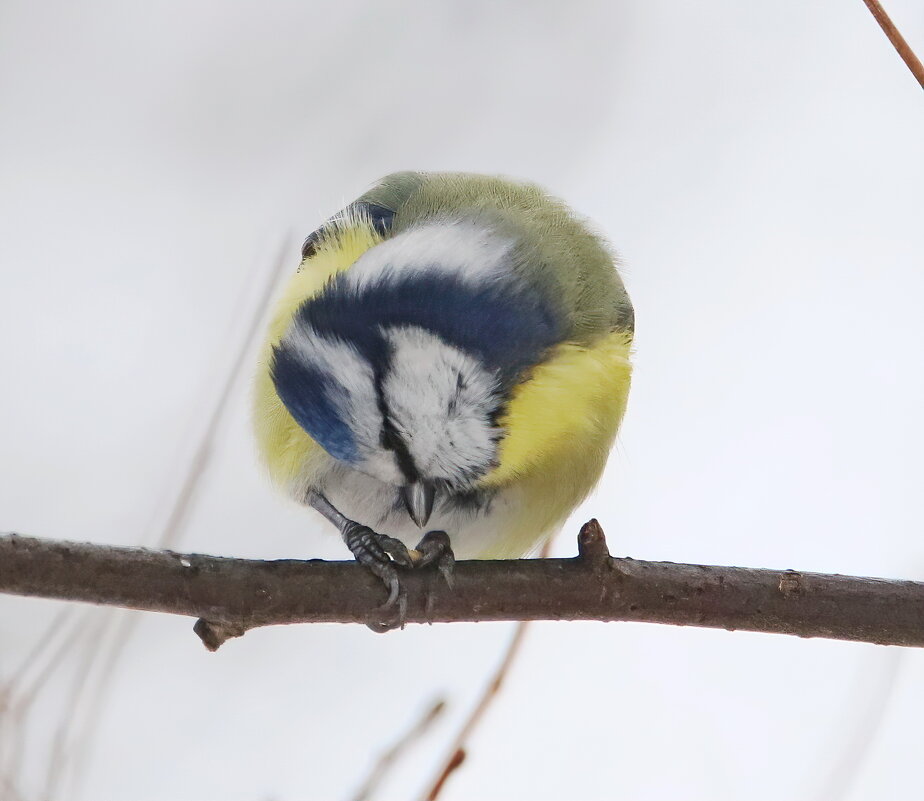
[409,530,455,589]
[342,521,413,631]
[346,527,456,633]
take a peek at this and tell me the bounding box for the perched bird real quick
[253,172,633,616]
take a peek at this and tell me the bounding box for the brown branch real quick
[2,521,924,651]
[860,0,924,89]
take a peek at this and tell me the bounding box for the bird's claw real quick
[343,521,413,569]
[365,581,408,633]
[342,522,412,630]
[343,524,456,632]
[412,530,455,589]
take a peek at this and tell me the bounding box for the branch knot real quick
[193,618,248,651]
[577,519,611,563]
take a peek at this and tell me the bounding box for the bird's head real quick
[270,219,562,526]
[272,319,504,526]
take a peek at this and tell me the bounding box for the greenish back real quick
[357,171,633,343]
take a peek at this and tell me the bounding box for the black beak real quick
[401,481,436,528]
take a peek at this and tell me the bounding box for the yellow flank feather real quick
[476,330,633,557]
[252,219,384,493]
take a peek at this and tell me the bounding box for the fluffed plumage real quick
[253,172,633,561]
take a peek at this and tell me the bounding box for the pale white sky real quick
[1,2,923,799]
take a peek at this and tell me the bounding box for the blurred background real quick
[1,1,923,799]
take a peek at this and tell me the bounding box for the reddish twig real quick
[420,537,555,801]
[425,749,466,801]
[421,623,529,801]
[350,699,447,801]
[860,0,924,88]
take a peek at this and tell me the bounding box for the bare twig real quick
[425,749,465,801]
[43,614,110,799]
[813,649,904,801]
[0,613,95,784]
[421,629,527,800]
[155,235,294,552]
[860,0,924,89]
[421,626,527,801]
[3,521,924,650]
[0,236,295,800]
[349,700,447,801]
[421,538,554,801]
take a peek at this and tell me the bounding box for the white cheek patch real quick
[281,320,403,484]
[343,219,513,290]
[381,326,500,484]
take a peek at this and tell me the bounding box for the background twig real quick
[0,237,292,800]
[860,0,924,88]
[421,538,553,801]
[349,700,447,801]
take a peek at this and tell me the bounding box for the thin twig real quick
[0,613,96,791]
[422,614,529,801]
[421,539,553,801]
[3,521,924,651]
[813,649,904,801]
[860,0,924,88]
[54,236,295,797]
[62,612,134,796]
[424,750,465,801]
[0,236,295,800]
[349,699,447,801]
[43,614,111,801]
[156,235,294,551]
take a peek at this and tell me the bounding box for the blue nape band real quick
[297,270,563,387]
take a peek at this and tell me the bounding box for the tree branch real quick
[2,521,923,651]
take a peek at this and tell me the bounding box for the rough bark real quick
[2,521,923,651]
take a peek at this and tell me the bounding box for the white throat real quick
[381,326,501,487]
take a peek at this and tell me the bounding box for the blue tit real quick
[253,172,633,603]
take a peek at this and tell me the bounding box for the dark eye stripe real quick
[372,358,420,483]
[379,417,419,484]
